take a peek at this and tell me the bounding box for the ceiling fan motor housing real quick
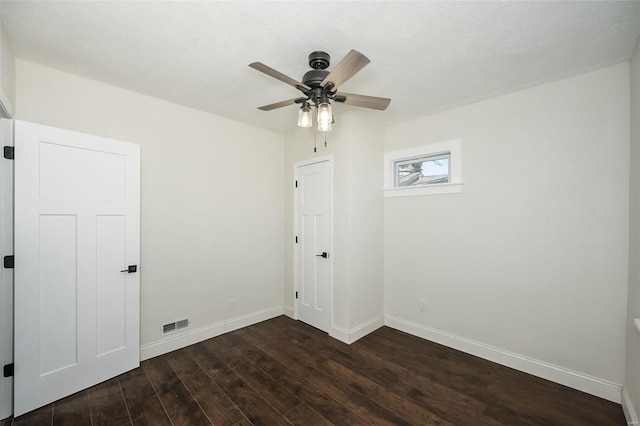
[302,69,329,89]
[308,51,330,69]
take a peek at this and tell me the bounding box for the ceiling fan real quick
[249,50,391,131]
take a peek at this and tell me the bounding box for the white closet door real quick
[14,120,140,416]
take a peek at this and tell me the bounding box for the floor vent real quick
[161,318,189,335]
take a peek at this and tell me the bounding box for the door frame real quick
[293,155,334,331]
[0,105,12,420]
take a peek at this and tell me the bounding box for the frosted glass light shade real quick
[297,105,312,128]
[317,102,332,132]
[318,119,332,132]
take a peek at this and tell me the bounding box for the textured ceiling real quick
[1,1,639,134]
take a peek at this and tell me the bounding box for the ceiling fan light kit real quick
[249,49,391,135]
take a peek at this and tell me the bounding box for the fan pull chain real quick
[314,130,317,153]
[324,132,327,147]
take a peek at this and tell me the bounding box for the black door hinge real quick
[295,180,298,188]
[295,291,298,299]
[3,255,13,269]
[3,146,14,160]
[295,236,298,243]
[3,363,13,377]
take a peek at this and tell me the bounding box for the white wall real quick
[625,36,640,423]
[15,60,285,356]
[0,13,15,116]
[347,113,384,330]
[284,111,384,341]
[384,63,630,402]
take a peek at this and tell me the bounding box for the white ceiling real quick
[1,1,639,134]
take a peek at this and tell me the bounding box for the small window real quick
[384,139,462,197]
[394,153,450,187]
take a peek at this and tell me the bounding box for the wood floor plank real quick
[232,420,254,426]
[360,329,499,393]
[340,335,507,425]
[88,378,132,426]
[284,403,332,426]
[341,389,413,426]
[12,404,52,426]
[321,357,452,425]
[118,367,172,426]
[250,323,528,425]
[52,389,92,425]
[189,342,292,425]
[356,328,624,426]
[250,326,322,375]
[250,321,359,383]
[225,356,300,414]
[142,355,211,426]
[265,318,624,425]
[14,316,625,426]
[273,322,445,419]
[328,340,500,425]
[240,330,353,402]
[223,334,353,409]
[226,338,369,425]
[243,333,353,403]
[202,335,245,368]
[164,348,247,426]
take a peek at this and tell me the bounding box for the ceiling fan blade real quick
[335,92,391,111]
[258,97,306,111]
[321,50,371,90]
[249,62,311,91]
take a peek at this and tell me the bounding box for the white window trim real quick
[383,139,462,197]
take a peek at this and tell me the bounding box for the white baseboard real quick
[623,388,639,425]
[385,315,622,403]
[140,321,225,361]
[350,316,385,343]
[330,316,385,345]
[226,306,283,333]
[283,305,294,318]
[140,306,283,361]
[330,325,350,344]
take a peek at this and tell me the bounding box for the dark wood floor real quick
[5,315,625,425]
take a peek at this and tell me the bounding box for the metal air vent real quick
[161,318,189,335]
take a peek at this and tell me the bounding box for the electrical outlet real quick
[229,299,236,311]
[419,299,427,312]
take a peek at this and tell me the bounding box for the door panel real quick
[96,215,126,356]
[39,214,78,374]
[296,160,331,332]
[14,120,140,416]
[39,142,126,200]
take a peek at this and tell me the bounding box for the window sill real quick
[383,182,463,198]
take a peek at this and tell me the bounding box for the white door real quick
[14,120,140,416]
[295,158,331,333]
